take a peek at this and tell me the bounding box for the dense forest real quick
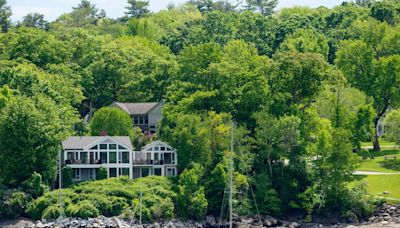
[0,0,400,223]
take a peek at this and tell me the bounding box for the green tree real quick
[383,110,400,145]
[21,13,48,30]
[0,96,77,187]
[253,173,281,215]
[57,0,102,27]
[245,0,278,16]
[62,167,73,188]
[352,105,375,150]
[336,19,400,150]
[89,107,133,136]
[278,29,329,60]
[0,0,11,32]
[161,114,211,171]
[125,0,150,18]
[176,163,208,219]
[269,51,329,116]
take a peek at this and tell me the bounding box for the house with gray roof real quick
[111,101,163,134]
[62,136,177,182]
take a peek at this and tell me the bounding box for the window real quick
[72,168,80,180]
[100,152,107,164]
[164,153,172,164]
[109,144,116,149]
[67,152,74,160]
[89,169,95,180]
[100,144,107,149]
[134,115,140,124]
[146,153,151,163]
[154,168,162,176]
[80,152,88,163]
[109,168,117,178]
[142,168,150,177]
[109,152,116,163]
[118,145,126,149]
[166,168,176,177]
[121,152,129,163]
[154,147,159,151]
[90,145,98,149]
[161,147,165,151]
[120,168,130,176]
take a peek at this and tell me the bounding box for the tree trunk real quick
[267,152,273,179]
[373,118,381,151]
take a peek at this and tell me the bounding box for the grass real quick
[361,140,397,148]
[352,175,400,200]
[356,149,400,173]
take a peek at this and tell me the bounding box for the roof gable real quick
[112,102,163,115]
[62,136,133,150]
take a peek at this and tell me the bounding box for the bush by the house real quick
[28,176,176,221]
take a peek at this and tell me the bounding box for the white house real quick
[132,141,178,178]
[111,101,163,134]
[62,136,134,181]
[62,136,177,182]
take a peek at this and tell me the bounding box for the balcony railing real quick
[132,159,176,165]
[65,159,101,165]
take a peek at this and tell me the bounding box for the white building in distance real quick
[62,136,177,182]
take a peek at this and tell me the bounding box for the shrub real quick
[62,167,73,188]
[42,205,61,220]
[96,167,108,180]
[381,159,400,171]
[0,190,28,219]
[68,200,100,219]
[23,172,49,198]
[28,176,175,220]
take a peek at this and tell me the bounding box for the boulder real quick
[205,215,216,226]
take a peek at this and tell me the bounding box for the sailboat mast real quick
[229,123,234,228]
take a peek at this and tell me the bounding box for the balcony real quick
[133,159,169,165]
[65,159,102,165]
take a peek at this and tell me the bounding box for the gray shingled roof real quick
[62,136,133,150]
[112,102,160,115]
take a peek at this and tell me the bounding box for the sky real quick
[8,0,345,22]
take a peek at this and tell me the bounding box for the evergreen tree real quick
[245,0,278,16]
[125,0,150,18]
[0,0,11,32]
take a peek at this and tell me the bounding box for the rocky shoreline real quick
[4,204,400,228]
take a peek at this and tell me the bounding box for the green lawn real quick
[352,175,400,201]
[361,140,397,148]
[357,149,400,173]
[358,156,399,173]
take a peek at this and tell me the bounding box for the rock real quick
[289,222,300,228]
[381,221,389,225]
[383,191,390,195]
[205,215,216,226]
[194,222,202,228]
[35,221,45,228]
[262,216,277,227]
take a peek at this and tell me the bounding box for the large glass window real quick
[142,168,150,177]
[109,144,116,149]
[154,168,162,176]
[109,168,117,178]
[164,153,172,164]
[100,152,107,164]
[100,144,107,149]
[73,168,80,179]
[80,152,88,163]
[120,168,130,176]
[67,152,74,160]
[121,152,129,163]
[109,152,116,163]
